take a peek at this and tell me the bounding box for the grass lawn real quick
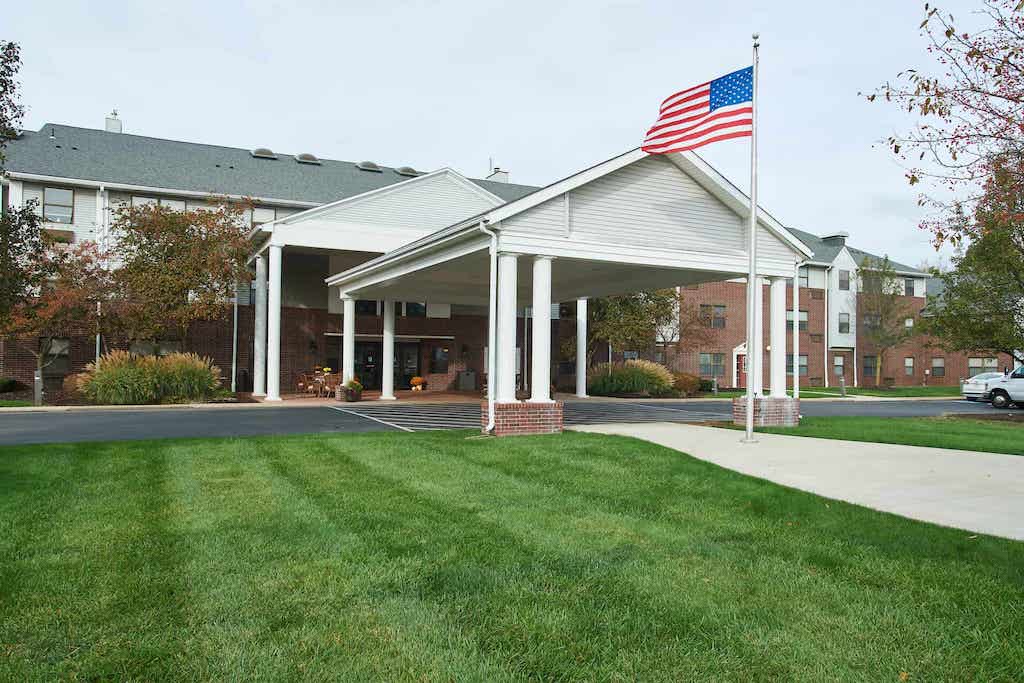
[756,416,1024,455]
[0,400,31,408]
[799,385,962,398]
[1,431,1021,680]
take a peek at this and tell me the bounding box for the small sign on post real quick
[33,369,43,407]
[839,376,846,398]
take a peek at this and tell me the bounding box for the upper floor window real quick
[355,300,378,316]
[904,278,916,296]
[786,309,808,331]
[863,313,880,330]
[838,312,850,334]
[838,269,850,291]
[904,317,914,329]
[43,187,74,224]
[798,267,809,289]
[131,195,158,207]
[700,304,726,329]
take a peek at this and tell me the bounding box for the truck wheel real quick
[991,391,1012,409]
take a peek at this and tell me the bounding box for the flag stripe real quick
[644,130,754,154]
[659,81,711,112]
[645,103,752,141]
[660,88,710,115]
[643,117,752,152]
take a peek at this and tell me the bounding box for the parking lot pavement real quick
[0,405,395,446]
[0,397,1005,445]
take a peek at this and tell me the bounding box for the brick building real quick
[1,116,1014,398]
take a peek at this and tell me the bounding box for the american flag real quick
[642,66,753,154]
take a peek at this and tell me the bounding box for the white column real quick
[265,244,283,401]
[252,254,268,396]
[576,298,588,398]
[769,276,787,397]
[751,277,764,395]
[342,296,356,384]
[381,298,396,400]
[496,252,519,402]
[792,264,800,398]
[530,256,554,402]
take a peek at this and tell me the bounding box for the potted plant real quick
[410,376,426,392]
[342,378,363,402]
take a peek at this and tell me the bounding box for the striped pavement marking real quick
[329,401,731,432]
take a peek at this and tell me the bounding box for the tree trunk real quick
[34,352,43,407]
[876,350,884,387]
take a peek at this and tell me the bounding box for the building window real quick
[838,313,850,334]
[786,309,808,331]
[162,199,186,211]
[863,313,880,330]
[429,345,449,373]
[863,355,877,379]
[904,357,915,376]
[403,302,426,318]
[968,357,998,376]
[798,266,809,289]
[699,304,726,329]
[623,350,639,360]
[129,340,181,356]
[904,317,914,329]
[131,195,158,207]
[43,187,74,224]
[931,357,945,377]
[838,269,850,291]
[904,278,916,296]
[42,338,70,376]
[699,352,725,376]
[355,300,378,316]
[833,355,844,376]
[786,354,809,376]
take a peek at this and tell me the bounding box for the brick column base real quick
[481,401,564,436]
[732,396,800,427]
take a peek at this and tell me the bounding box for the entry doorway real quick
[735,354,747,389]
[349,340,421,390]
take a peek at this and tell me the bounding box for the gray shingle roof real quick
[785,226,925,275]
[4,123,537,205]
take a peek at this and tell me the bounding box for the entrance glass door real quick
[354,342,382,390]
[396,343,420,389]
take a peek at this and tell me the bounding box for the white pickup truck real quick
[986,366,1024,408]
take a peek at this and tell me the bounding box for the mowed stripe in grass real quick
[758,416,1024,455]
[0,430,1021,681]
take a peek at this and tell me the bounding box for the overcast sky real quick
[9,0,975,266]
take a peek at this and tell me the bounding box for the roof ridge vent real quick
[394,165,420,177]
[251,147,278,160]
[296,152,321,165]
[356,160,383,172]
[821,230,849,245]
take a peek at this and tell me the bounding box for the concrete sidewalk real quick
[571,422,1024,541]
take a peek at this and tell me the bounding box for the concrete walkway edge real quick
[570,422,1024,541]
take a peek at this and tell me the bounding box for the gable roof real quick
[3,123,537,206]
[785,225,925,275]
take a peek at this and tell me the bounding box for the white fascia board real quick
[664,153,815,259]
[497,233,796,278]
[327,233,490,295]
[6,171,319,209]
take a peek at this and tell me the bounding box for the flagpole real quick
[743,33,760,444]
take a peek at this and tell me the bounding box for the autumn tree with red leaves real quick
[108,201,252,345]
[867,0,1024,246]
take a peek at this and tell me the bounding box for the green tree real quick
[590,289,678,359]
[859,256,919,385]
[0,40,24,168]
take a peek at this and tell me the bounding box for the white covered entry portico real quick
[327,148,813,435]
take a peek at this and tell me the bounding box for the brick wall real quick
[732,396,800,427]
[482,400,564,436]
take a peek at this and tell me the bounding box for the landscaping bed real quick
[0,430,1020,680]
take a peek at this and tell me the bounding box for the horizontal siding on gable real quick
[311,173,495,234]
[500,155,797,265]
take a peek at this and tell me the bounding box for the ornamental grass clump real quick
[79,351,222,405]
[587,359,674,397]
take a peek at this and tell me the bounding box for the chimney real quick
[821,230,849,246]
[486,166,509,183]
[105,109,122,133]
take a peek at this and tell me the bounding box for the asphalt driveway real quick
[0,397,998,445]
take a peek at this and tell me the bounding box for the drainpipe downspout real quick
[479,220,498,433]
[231,287,239,393]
